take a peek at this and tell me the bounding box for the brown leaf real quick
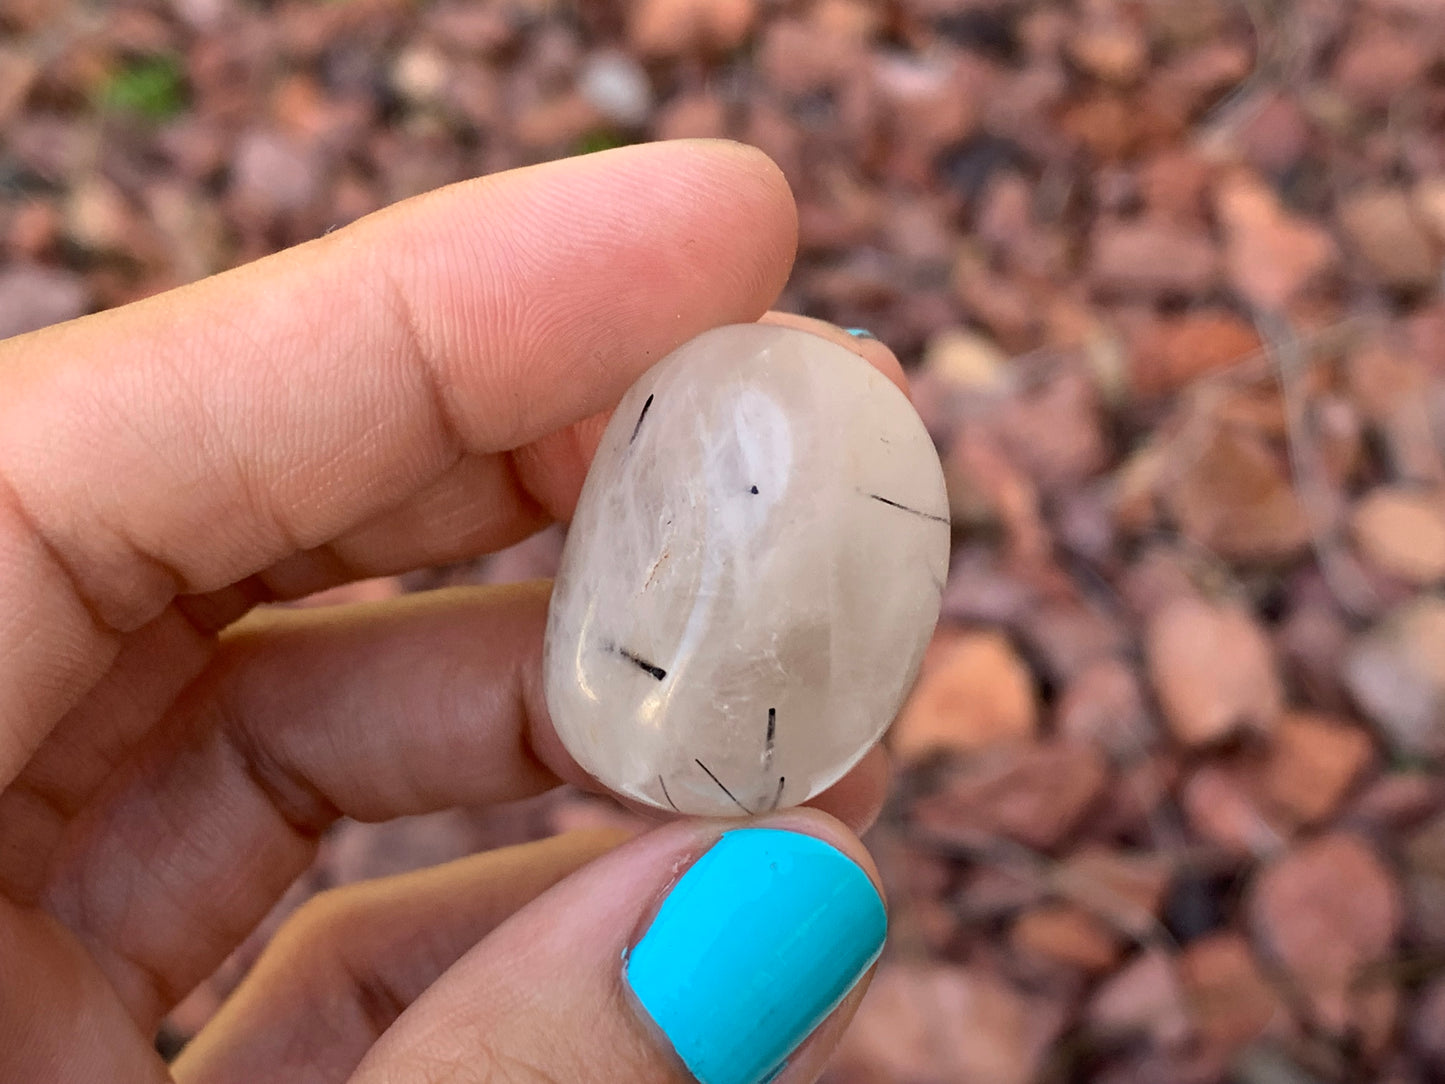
[1011,903,1121,972]
[1178,933,1293,1057]
[1056,845,1173,935]
[831,963,1066,1084]
[1347,598,1445,758]
[1249,833,1402,1033]
[913,741,1109,851]
[0,46,39,129]
[1067,18,1149,84]
[1091,217,1221,298]
[1338,187,1441,293]
[1348,772,1443,835]
[1147,596,1284,747]
[944,429,1049,561]
[1351,487,1445,586]
[1410,976,1445,1073]
[1164,422,1311,563]
[654,92,729,141]
[891,630,1039,762]
[1406,814,1445,953]
[1216,174,1339,310]
[1276,574,1355,713]
[1022,601,1129,684]
[1262,711,1375,826]
[996,364,1109,494]
[1182,763,1287,854]
[1056,657,1153,758]
[1347,344,1444,486]
[1088,949,1191,1047]
[1334,25,1434,111]
[1129,311,1262,397]
[1139,148,1215,223]
[628,0,755,56]
[0,263,90,339]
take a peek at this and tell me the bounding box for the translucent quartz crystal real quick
[543,324,950,816]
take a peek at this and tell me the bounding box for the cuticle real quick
[620,826,727,965]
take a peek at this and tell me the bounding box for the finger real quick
[219,313,910,610]
[41,584,889,1025]
[0,138,797,784]
[172,830,632,1084]
[0,600,887,909]
[42,583,558,1024]
[350,812,886,1084]
[0,606,210,901]
[0,897,172,1084]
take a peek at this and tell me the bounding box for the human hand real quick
[0,141,903,1084]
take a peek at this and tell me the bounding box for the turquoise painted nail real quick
[844,327,877,340]
[625,829,887,1084]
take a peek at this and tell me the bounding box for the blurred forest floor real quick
[5,0,1445,1081]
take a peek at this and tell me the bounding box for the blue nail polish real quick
[844,327,877,341]
[625,829,887,1084]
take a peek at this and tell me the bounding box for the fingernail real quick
[844,327,877,340]
[625,829,886,1084]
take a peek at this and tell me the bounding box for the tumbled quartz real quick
[543,324,950,817]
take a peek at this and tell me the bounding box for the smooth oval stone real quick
[543,324,949,816]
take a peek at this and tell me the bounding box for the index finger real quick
[0,140,797,784]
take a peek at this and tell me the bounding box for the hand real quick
[0,141,901,1084]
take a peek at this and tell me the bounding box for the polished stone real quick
[544,324,950,816]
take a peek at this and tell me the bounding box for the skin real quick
[0,141,903,1083]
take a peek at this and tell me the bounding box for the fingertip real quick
[623,820,885,1084]
[649,138,797,225]
[742,806,887,906]
[683,139,800,308]
[704,138,800,263]
[588,139,799,301]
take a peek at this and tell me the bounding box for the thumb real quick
[349,812,886,1084]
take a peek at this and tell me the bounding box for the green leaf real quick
[102,55,187,121]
